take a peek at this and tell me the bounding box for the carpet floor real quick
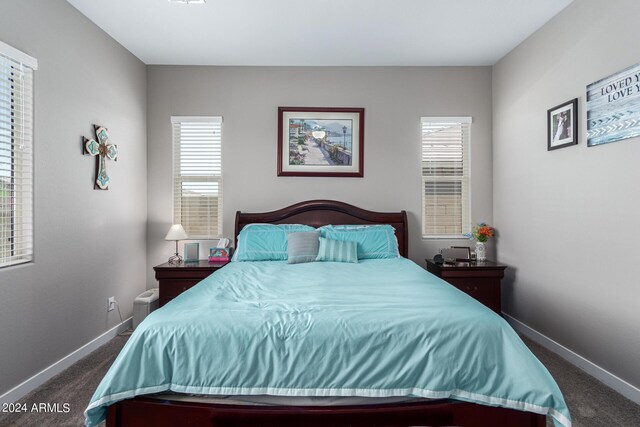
[0,334,638,426]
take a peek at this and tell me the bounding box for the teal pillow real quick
[234,224,316,261]
[287,231,320,264]
[318,224,400,259]
[315,237,358,263]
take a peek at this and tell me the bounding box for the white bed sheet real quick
[147,393,428,406]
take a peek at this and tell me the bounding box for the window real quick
[0,41,36,268]
[421,117,471,238]
[171,116,223,238]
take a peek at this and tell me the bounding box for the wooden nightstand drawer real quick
[155,269,216,281]
[425,259,506,314]
[154,260,229,307]
[160,280,202,298]
[447,279,500,313]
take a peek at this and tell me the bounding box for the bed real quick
[86,200,570,427]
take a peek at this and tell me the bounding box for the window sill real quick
[0,258,33,270]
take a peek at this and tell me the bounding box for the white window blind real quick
[421,117,471,238]
[171,116,222,239]
[1,42,36,268]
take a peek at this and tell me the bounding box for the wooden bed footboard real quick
[107,397,545,427]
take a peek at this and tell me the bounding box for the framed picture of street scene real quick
[278,107,364,177]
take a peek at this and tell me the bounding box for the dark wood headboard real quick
[234,200,408,258]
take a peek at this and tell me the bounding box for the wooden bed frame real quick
[106,200,545,427]
[234,199,409,257]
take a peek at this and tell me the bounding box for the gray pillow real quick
[287,231,320,264]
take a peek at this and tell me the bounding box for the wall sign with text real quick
[587,62,640,147]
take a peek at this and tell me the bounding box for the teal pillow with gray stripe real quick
[317,224,400,259]
[287,231,320,264]
[233,223,316,261]
[315,237,358,263]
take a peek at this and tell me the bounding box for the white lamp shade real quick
[165,224,188,241]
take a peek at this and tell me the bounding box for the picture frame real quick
[277,107,364,177]
[451,246,472,261]
[587,62,640,147]
[441,246,472,262]
[184,242,199,262]
[547,98,578,151]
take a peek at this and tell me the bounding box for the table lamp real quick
[165,224,188,264]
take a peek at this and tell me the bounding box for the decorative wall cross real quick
[83,125,118,190]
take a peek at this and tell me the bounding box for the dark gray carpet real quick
[0,334,638,426]
[520,336,640,427]
[0,335,128,427]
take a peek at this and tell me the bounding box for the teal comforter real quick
[85,258,570,426]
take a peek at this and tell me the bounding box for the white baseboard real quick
[0,317,132,405]
[504,313,640,404]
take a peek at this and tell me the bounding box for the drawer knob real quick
[465,285,478,292]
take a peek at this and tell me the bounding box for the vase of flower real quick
[465,223,495,262]
[475,241,486,261]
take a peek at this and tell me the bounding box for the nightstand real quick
[154,260,229,307]
[425,259,507,314]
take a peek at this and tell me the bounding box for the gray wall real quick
[6,0,637,404]
[0,0,147,395]
[146,66,494,287]
[493,0,640,388]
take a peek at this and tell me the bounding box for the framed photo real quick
[184,242,199,262]
[547,98,578,151]
[278,107,364,177]
[441,246,471,262]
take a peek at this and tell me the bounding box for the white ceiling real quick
[66,0,573,66]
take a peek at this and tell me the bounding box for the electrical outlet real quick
[107,297,116,312]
